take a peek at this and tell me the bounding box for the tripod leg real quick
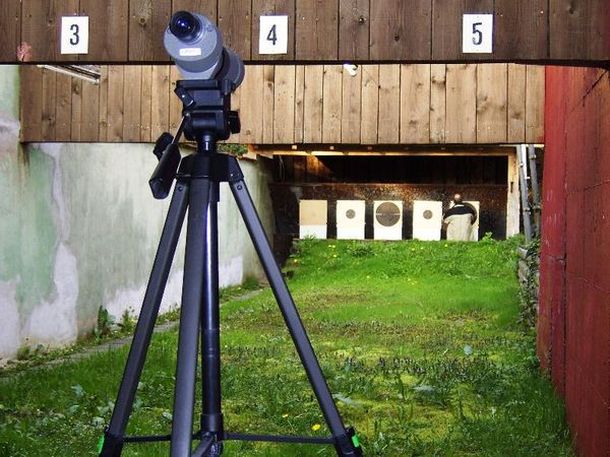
[228,162,363,457]
[100,179,189,457]
[171,154,212,457]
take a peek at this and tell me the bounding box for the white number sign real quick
[462,14,493,54]
[61,16,89,54]
[259,15,288,55]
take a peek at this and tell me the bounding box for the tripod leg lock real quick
[98,428,124,457]
[334,427,364,457]
[201,413,224,437]
[226,155,244,183]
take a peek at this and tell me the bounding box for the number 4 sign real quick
[61,16,89,54]
[259,15,288,55]
[462,14,493,54]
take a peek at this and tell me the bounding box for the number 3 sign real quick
[61,16,89,54]
[462,14,493,54]
[259,15,288,55]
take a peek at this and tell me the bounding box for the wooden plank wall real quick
[20,63,545,145]
[2,0,608,64]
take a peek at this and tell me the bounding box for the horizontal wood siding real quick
[20,64,545,145]
[2,0,608,64]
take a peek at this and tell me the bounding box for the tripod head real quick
[175,79,241,142]
[149,79,241,200]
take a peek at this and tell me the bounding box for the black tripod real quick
[98,78,363,457]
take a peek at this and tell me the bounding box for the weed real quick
[345,241,376,258]
[118,309,136,334]
[518,238,540,329]
[94,306,114,339]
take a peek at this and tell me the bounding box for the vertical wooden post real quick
[517,144,533,241]
[506,149,521,237]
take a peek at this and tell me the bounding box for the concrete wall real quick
[539,66,610,457]
[0,66,273,360]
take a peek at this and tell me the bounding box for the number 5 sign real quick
[61,16,89,54]
[259,15,288,55]
[462,14,493,54]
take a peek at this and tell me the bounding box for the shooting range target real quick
[336,200,366,239]
[299,200,328,239]
[373,201,403,240]
[412,201,443,240]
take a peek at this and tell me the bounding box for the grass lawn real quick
[0,239,573,456]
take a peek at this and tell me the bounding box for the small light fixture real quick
[343,63,359,77]
[37,64,101,84]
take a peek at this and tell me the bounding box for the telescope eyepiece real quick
[169,11,200,41]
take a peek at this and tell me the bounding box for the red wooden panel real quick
[542,66,610,457]
[539,66,569,390]
[541,67,568,260]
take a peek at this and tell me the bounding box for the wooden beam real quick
[4,0,610,64]
[268,148,514,156]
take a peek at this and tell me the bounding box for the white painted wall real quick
[0,67,274,360]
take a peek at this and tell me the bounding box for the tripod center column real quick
[194,140,224,439]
